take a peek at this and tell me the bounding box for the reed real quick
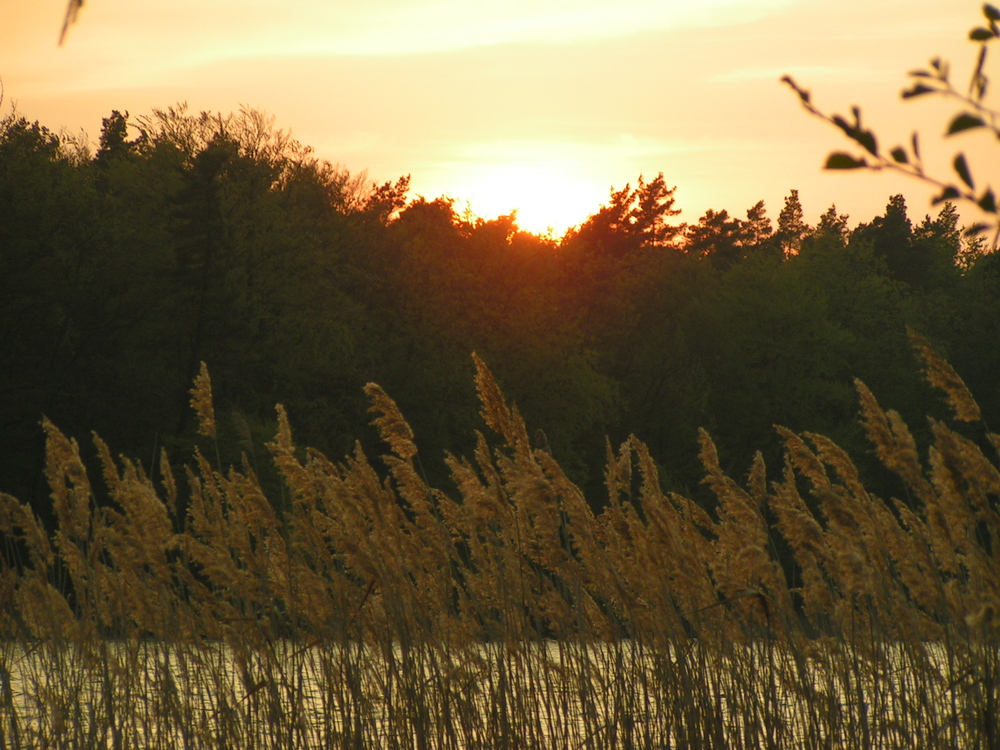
[0,343,997,748]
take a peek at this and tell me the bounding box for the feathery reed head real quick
[908,328,982,423]
[472,353,529,450]
[2,336,999,748]
[190,361,217,438]
[364,383,417,460]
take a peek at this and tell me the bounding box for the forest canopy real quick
[0,102,996,519]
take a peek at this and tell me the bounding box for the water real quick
[0,638,992,748]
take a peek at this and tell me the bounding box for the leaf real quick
[986,3,1000,21]
[911,132,921,161]
[825,152,867,170]
[856,129,878,156]
[833,108,877,154]
[832,115,852,136]
[907,69,933,78]
[902,83,936,99]
[970,26,995,41]
[947,113,987,135]
[933,186,962,205]
[890,147,909,164]
[978,188,997,213]
[954,153,974,189]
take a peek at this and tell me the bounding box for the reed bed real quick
[0,333,997,749]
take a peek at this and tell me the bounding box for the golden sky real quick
[2,0,994,235]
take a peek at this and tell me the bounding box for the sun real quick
[432,150,610,237]
[457,165,604,237]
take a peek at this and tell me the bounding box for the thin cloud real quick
[710,65,885,84]
[295,0,798,55]
[50,0,798,65]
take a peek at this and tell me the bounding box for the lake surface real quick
[0,638,990,748]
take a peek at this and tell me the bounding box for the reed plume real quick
[190,361,217,439]
[0,339,995,747]
[908,327,982,423]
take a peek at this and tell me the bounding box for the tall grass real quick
[0,331,997,748]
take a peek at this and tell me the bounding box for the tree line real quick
[2,103,997,521]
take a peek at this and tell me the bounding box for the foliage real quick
[783,3,1000,245]
[1,97,997,511]
[561,173,684,258]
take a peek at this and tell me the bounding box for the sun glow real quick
[453,165,605,237]
[421,142,625,237]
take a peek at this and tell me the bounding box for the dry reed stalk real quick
[272,437,344,628]
[95,439,177,601]
[908,328,982,423]
[868,498,944,638]
[452,462,535,639]
[284,494,344,633]
[0,492,54,574]
[535,450,609,597]
[856,380,937,507]
[43,420,97,610]
[442,429,527,639]
[797,431,904,628]
[925,422,1000,627]
[450,358,588,639]
[440,451,516,638]
[698,430,786,637]
[189,361,217,438]
[619,439,717,640]
[592,440,654,636]
[891,496,949,618]
[335,447,431,640]
[805,432,912,620]
[768,460,837,632]
[15,576,79,642]
[365,383,466,641]
[473,353,531,456]
[2,345,1000,748]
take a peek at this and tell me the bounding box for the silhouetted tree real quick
[563,173,683,258]
[812,204,850,245]
[742,200,775,248]
[686,208,744,269]
[777,189,808,255]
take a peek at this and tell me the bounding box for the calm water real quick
[0,639,986,748]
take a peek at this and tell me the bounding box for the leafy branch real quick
[783,2,1000,246]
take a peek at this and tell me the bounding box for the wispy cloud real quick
[439,134,754,167]
[710,65,884,84]
[292,0,798,55]
[49,0,798,68]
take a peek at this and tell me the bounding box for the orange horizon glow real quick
[3,0,997,235]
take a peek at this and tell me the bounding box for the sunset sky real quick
[2,0,995,235]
